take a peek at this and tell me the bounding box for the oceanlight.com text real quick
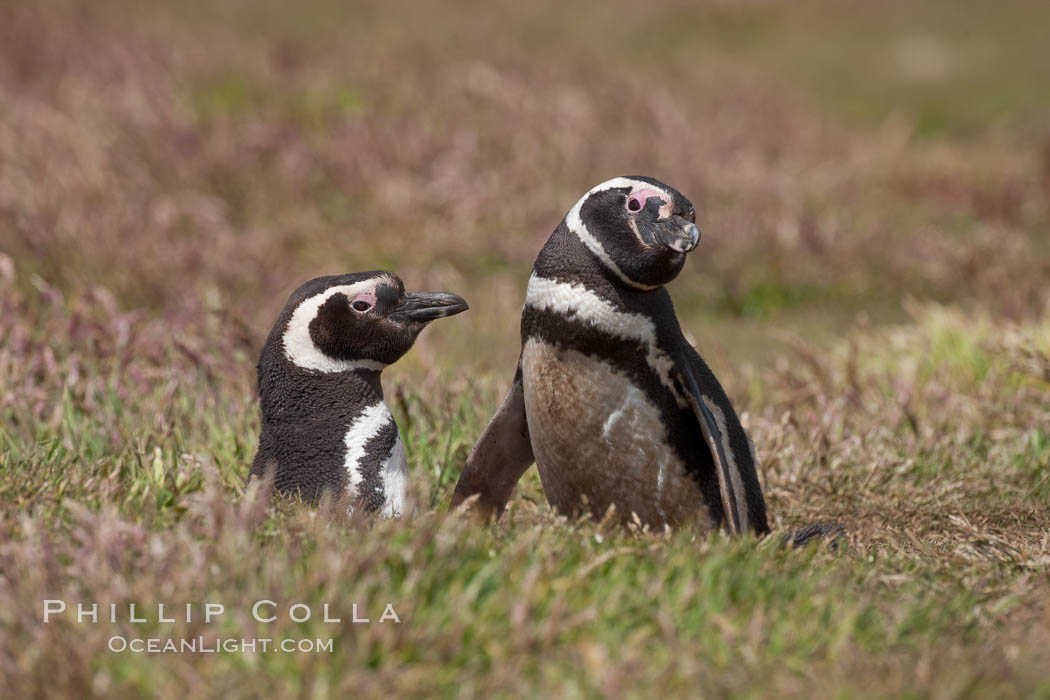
[107,636,335,654]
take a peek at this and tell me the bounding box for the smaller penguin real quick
[251,271,467,516]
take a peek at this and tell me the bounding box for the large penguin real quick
[251,271,467,516]
[451,177,769,534]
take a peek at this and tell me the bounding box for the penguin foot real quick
[782,521,846,550]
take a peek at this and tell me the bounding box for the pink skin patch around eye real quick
[350,288,377,312]
[626,188,671,218]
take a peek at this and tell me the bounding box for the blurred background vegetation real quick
[3,0,1048,376]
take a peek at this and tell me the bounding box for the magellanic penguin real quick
[450,177,769,535]
[251,271,467,516]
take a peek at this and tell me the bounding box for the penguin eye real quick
[626,195,644,212]
[351,300,372,313]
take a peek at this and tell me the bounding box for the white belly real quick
[520,338,711,530]
[373,436,405,517]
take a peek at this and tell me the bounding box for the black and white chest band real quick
[343,402,407,517]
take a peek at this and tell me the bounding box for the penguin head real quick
[566,176,700,290]
[270,271,468,374]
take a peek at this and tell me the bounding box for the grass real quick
[2,0,1050,697]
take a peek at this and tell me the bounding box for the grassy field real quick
[2,0,1049,697]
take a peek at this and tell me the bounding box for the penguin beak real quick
[652,215,701,253]
[389,291,469,324]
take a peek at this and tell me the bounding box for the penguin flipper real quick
[450,365,534,520]
[674,358,770,536]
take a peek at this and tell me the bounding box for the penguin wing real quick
[450,364,534,520]
[674,355,770,535]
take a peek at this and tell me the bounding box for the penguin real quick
[251,271,467,516]
[450,176,770,535]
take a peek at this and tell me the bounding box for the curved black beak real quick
[389,291,469,324]
[653,214,701,253]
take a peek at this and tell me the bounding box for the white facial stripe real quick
[525,274,685,407]
[626,216,646,249]
[701,396,749,533]
[283,278,392,373]
[379,438,408,518]
[344,402,395,497]
[565,177,668,291]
